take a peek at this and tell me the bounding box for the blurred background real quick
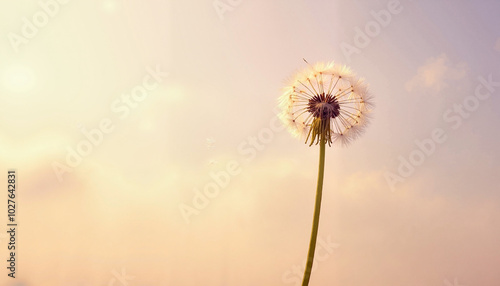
[0,0,499,285]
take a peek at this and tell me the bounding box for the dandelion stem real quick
[302,132,326,286]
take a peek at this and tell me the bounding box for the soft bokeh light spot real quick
[139,117,156,131]
[158,83,185,103]
[1,65,37,93]
[102,0,119,12]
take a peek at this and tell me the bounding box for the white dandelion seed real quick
[279,61,374,146]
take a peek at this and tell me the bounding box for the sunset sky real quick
[0,0,499,285]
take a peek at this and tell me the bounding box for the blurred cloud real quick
[405,53,468,93]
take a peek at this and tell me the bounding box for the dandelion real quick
[278,60,373,286]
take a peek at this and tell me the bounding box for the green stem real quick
[302,135,326,286]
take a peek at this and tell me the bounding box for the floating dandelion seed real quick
[279,60,373,146]
[278,60,374,286]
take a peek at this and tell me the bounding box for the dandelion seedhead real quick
[279,61,374,146]
[278,60,374,286]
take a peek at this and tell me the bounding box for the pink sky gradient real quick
[0,0,499,285]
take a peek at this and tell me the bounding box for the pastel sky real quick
[0,0,499,285]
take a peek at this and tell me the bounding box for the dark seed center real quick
[307,93,340,119]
